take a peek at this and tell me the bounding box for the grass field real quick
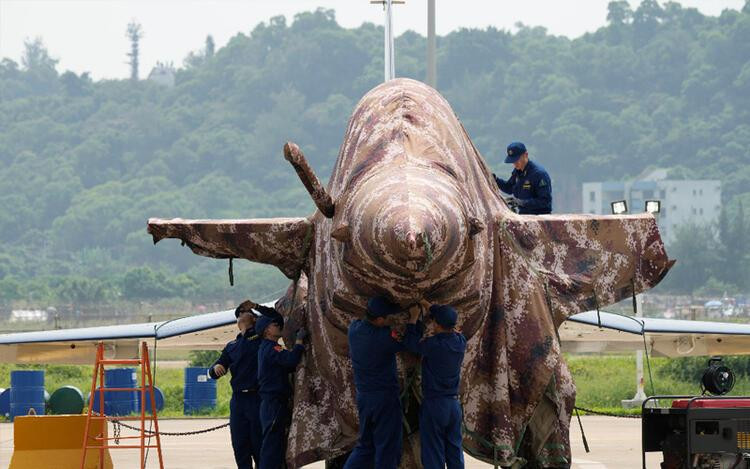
[2,354,749,421]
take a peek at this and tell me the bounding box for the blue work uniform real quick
[343,319,405,469]
[209,328,262,469]
[495,160,552,214]
[404,321,467,469]
[257,338,304,469]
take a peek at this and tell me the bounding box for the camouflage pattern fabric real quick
[148,78,672,468]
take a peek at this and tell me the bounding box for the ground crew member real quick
[208,300,265,469]
[404,302,467,469]
[256,309,306,469]
[343,296,405,469]
[494,141,552,214]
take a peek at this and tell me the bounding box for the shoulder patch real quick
[273,345,283,352]
[539,178,547,187]
[390,329,403,341]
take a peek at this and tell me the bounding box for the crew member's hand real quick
[213,364,227,377]
[295,328,308,342]
[408,305,421,324]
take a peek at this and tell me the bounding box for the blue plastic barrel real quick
[136,385,165,413]
[9,370,45,421]
[91,368,138,416]
[0,388,9,417]
[106,368,138,416]
[183,367,216,415]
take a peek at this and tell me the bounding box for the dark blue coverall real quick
[495,160,552,214]
[404,321,467,469]
[343,319,405,469]
[209,328,263,469]
[257,338,304,469]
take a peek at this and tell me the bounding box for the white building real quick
[582,170,721,244]
[147,62,176,87]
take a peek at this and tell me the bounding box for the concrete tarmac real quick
[0,415,663,468]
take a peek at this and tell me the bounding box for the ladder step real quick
[99,359,142,365]
[94,435,148,441]
[89,415,157,421]
[86,445,161,449]
[95,387,147,392]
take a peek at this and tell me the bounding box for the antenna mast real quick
[427,0,436,87]
[371,0,404,82]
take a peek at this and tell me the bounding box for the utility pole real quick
[371,0,404,82]
[427,0,436,88]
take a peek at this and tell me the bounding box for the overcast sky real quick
[0,0,744,80]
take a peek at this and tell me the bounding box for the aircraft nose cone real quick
[380,205,429,269]
[339,166,473,302]
[360,173,466,279]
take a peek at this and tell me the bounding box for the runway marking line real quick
[573,459,608,469]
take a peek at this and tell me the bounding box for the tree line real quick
[1,2,749,304]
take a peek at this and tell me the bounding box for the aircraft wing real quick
[3,308,750,364]
[0,307,256,364]
[561,310,750,357]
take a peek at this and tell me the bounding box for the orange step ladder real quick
[80,341,164,469]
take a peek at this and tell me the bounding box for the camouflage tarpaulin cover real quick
[148,78,672,467]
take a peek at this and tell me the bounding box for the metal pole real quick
[427,0,436,87]
[622,294,647,408]
[634,294,647,400]
[384,0,395,81]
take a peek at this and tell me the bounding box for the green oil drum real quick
[48,386,85,415]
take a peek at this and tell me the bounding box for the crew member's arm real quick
[517,172,551,211]
[208,345,232,379]
[403,304,428,355]
[271,329,306,370]
[494,171,516,195]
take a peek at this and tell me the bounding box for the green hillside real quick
[1,3,750,305]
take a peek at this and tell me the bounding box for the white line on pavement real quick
[574,459,608,469]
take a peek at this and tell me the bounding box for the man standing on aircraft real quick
[404,301,467,469]
[256,308,306,469]
[494,141,552,214]
[208,300,268,469]
[344,296,405,469]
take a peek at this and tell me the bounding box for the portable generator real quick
[642,358,750,469]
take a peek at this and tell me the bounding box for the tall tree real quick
[21,37,58,71]
[205,35,215,59]
[126,21,143,81]
[732,201,749,289]
[662,224,717,293]
[606,1,633,25]
[715,202,748,290]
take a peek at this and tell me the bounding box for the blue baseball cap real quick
[367,296,401,318]
[255,315,282,336]
[504,141,527,164]
[429,304,458,327]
